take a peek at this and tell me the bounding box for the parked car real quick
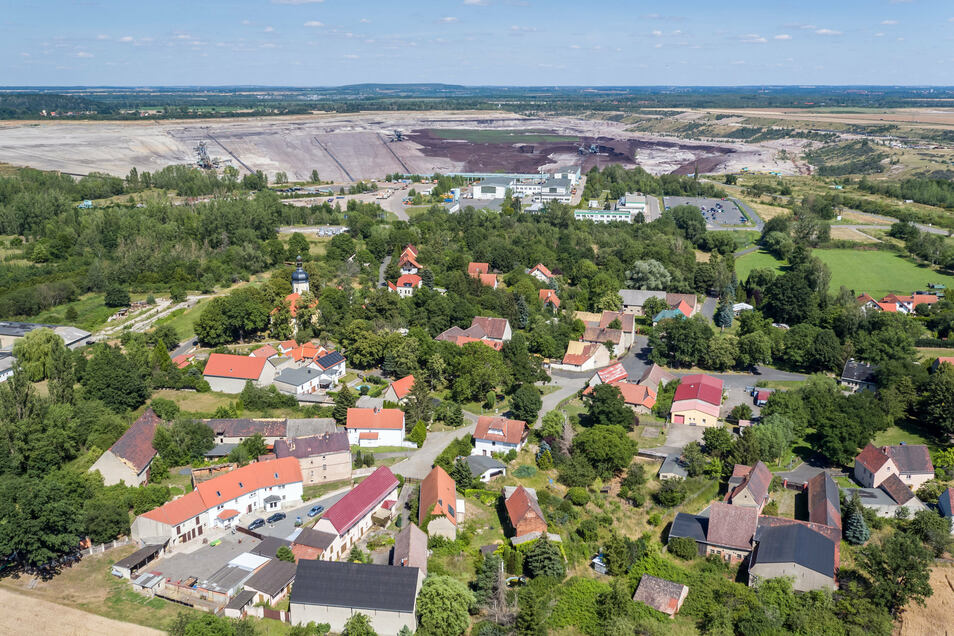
[266,512,286,524]
[248,518,266,531]
[307,505,325,518]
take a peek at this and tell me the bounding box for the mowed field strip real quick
[735,248,954,298]
[0,587,162,636]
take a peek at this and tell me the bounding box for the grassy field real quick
[30,293,115,332]
[872,423,934,450]
[916,347,954,362]
[149,389,305,418]
[430,128,578,144]
[153,297,210,339]
[735,248,954,297]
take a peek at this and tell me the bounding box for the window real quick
[274,472,279,478]
[448,504,456,518]
[216,491,221,497]
[238,482,244,488]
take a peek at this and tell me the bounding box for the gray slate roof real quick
[391,523,428,576]
[291,560,419,613]
[249,536,292,559]
[841,359,878,384]
[669,512,707,543]
[884,444,934,474]
[275,366,323,387]
[463,455,506,478]
[619,289,667,307]
[244,559,297,598]
[659,455,688,479]
[752,523,836,578]
[274,431,350,459]
[225,589,256,611]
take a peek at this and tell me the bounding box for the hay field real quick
[898,564,954,636]
[0,587,162,636]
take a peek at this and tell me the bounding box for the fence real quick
[80,537,131,557]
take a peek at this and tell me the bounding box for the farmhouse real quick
[273,432,352,486]
[473,415,528,456]
[398,245,421,275]
[555,341,609,372]
[840,359,878,393]
[205,418,287,446]
[314,466,400,561]
[844,473,929,518]
[638,363,676,390]
[854,443,934,490]
[669,502,758,563]
[289,560,420,635]
[419,466,464,539]
[436,317,512,348]
[89,408,161,486]
[670,374,723,426]
[588,362,628,387]
[749,522,838,592]
[203,353,272,393]
[345,407,405,447]
[725,462,772,513]
[130,457,303,546]
[539,288,560,310]
[387,274,422,297]
[618,289,667,315]
[528,263,555,285]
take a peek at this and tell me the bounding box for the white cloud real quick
[440,16,458,23]
[261,43,277,48]
[21,52,30,57]
[815,28,842,36]
[96,34,109,40]
[651,29,662,36]
[119,36,134,42]
[242,19,252,25]
[569,44,580,49]
[464,0,488,4]
[874,32,885,37]
[881,19,898,25]
[654,43,662,48]
[303,21,324,27]
[75,51,93,58]
[741,33,767,43]
[731,60,745,65]
[510,25,536,32]
[343,53,359,59]
[774,34,791,40]
[360,18,371,23]
[264,26,274,32]
[173,33,191,39]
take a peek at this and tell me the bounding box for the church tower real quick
[291,255,310,294]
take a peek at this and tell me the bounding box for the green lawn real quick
[736,248,954,298]
[31,293,115,332]
[872,424,934,450]
[154,297,211,339]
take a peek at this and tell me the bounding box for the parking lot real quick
[663,196,748,229]
[249,489,350,540]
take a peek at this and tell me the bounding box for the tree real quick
[668,536,698,560]
[643,296,668,319]
[276,545,295,562]
[408,421,427,448]
[753,414,796,465]
[585,383,632,429]
[47,341,75,405]
[310,169,320,183]
[404,377,433,425]
[714,299,733,329]
[523,537,565,579]
[570,425,636,479]
[104,285,130,307]
[82,345,150,412]
[417,575,475,636]
[341,613,377,636]
[702,426,734,458]
[704,334,738,371]
[510,385,542,424]
[737,331,772,368]
[654,477,688,507]
[859,532,933,615]
[908,510,952,557]
[921,364,954,437]
[682,441,707,477]
[473,554,503,605]
[82,497,130,543]
[12,328,67,382]
[333,386,356,425]
[844,495,871,545]
[450,458,474,491]
[625,259,671,290]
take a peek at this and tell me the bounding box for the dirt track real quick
[0,587,162,636]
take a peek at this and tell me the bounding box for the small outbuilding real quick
[632,574,689,617]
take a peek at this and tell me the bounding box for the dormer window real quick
[238,482,244,488]
[216,490,221,497]
[274,472,279,479]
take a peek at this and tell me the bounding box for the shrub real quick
[513,465,537,478]
[653,478,688,507]
[567,487,590,506]
[647,513,662,526]
[668,536,698,560]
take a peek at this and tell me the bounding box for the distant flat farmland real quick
[430,128,579,143]
[735,248,954,298]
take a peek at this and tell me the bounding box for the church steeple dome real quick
[291,255,310,293]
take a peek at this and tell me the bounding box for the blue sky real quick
[3,0,954,86]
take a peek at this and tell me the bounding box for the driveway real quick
[535,372,590,428]
[377,255,391,288]
[700,295,718,321]
[390,422,477,480]
[252,489,350,540]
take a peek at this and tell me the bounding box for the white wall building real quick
[345,407,406,447]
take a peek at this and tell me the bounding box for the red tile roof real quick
[477,273,497,287]
[388,375,416,401]
[505,486,545,529]
[539,289,560,308]
[346,407,405,430]
[250,344,278,359]
[582,325,622,345]
[172,353,194,369]
[598,311,635,332]
[597,363,628,384]
[141,456,302,526]
[673,374,723,407]
[471,317,510,340]
[217,509,240,520]
[562,342,602,366]
[937,356,954,367]
[402,244,418,258]
[396,274,422,288]
[322,466,399,534]
[706,502,758,550]
[457,336,503,351]
[109,408,161,473]
[807,472,842,530]
[203,353,267,380]
[674,300,693,318]
[615,382,656,410]
[467,262,490,276]
[530,263,553,279]
[420,466,458,527]
[855,443,890,473]
[726,461,771,507]
[474,416,526,445]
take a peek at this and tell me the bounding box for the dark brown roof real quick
[109,408,161,472]
[884,445,934,474]
[244,559,297,598]
[632,574,688,615]
[205,418,287,438]
[391,523,428,575]
[273,432,350,459]
[292,527,337,550]
[879,473,915,505]
[250,536,292,559]
[471,317,510,340]
[727,461,771,507]
[806,472,842,529]
[706,502,758,550]
[855,443,890,473]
